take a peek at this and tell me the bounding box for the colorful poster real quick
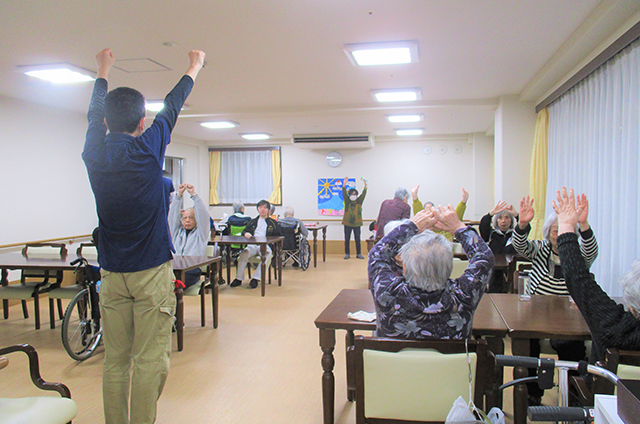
[318,178,355,216]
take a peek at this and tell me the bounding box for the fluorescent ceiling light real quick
[145,102,165,112]
[21,63,95,84]
[344,40,419,66]
[241,133,271,140]
[387,114,423,123]
[201,121,237,129]
[396,129,424,136]
[371,88,422,103]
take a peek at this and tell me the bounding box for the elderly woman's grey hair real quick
[424,201,435,208]
[542,212,578,241]
[232,201,245,214]
[492,210,516,230]
[384,219,410,237]
[394,187,410,202]
[621,259,640,317]
[400,230,453,291]
[284,206,295,217]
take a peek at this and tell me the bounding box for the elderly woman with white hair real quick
[479,201,519,292]
[374,187,411,239]
[554,187,640,363]
[513,193,599,406]
[368,205,494,339]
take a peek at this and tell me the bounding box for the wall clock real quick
[326,151,343,167]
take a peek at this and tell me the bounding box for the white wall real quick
[0,96,96,245]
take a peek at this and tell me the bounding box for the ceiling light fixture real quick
[344,40,419,66]
[145,101,165,112]
[386,114,424,123]
[200,121,237,129]
[371,88,422,103]
[396,129,424,136]
[241,133,271,140]
[20,63,95,84]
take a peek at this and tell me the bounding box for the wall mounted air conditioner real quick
[291,133,375,149]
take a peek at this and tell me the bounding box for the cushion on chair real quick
[0,285,36,300]
[363,348,477,422]
[451,259,469,279]
[0,396,77,424]
[48,284,84,300]
[183,281,204,296]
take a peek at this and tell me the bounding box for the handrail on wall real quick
[0,234,92,251]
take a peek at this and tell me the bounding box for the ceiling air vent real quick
[292,133,374,149]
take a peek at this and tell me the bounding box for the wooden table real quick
[488,293,591,424]
[304,224,327,267]
[314,289,509,424]
[0,252,75,329]
[172,255,221,352]
[213,236,284,297]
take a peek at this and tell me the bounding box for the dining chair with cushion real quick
[0,344,77,424]
[0,243,67,330]
[354,336,492,424]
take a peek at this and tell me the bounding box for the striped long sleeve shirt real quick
[512,224,598,296]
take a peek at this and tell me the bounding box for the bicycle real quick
[496,354,621,423]
[61,257,102,361]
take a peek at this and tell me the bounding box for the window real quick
[209,147,281,206]
[163,156,183,190]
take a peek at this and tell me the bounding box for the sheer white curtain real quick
[547,39,640,296]
[218,150,274,204]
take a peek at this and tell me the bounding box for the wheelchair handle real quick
[495,354,543,368]
[496,355,620,385]
[528,406,593,423]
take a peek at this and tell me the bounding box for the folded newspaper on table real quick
[347,310,376,322]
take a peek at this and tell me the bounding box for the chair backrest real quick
[594,348,640,395]
[355,336,490,423]
[229,225,247,249]
[451,258,469,279]
[281,223,298,251]
[76,243,98,260]
[21,243,67,283]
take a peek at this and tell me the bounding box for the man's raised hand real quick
[95,48,115,80]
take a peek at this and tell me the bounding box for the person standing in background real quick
[342,177,367,259]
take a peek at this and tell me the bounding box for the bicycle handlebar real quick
[528,406,593,422]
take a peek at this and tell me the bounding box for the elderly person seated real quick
[220,201,252,233]
[513,194,599,406]
[479,201,519,292]
[374,187,411,239]
[168,183,213,288]
[368,205,494,339]
[411,185,469,241]
[554,187,640,363]
[278,207,308,237]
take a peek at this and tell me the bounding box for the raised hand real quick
[518,196,535,228]
[506,204,518,217]
[177,183,187,196]
[576,193,589,224]
[186,184,196,196]
[95,48,115,79]
[552,187,587,235]
[411,185,420,201]
[186,50,206,81]
[433,204,466,234]
[490,201,508,216]
[461,188,469,203]
[411,207,436,233]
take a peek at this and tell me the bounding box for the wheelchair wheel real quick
[299,238,311,271]
[61,288,102,361]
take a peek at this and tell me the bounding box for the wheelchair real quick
[280,223,310,271]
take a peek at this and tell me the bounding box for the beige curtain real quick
[209,151,221,205]
[269,149,281,204]
[528,109,549,240]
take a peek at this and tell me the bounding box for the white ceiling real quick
[1,0,639,146]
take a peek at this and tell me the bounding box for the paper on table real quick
[347,310,376,322]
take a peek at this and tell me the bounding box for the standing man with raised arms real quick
[83,47,205,424]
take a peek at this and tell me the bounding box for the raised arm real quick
[168,184,186,239]
[187,185,211,241]
[185,50,206,82]
[83,49,114,164]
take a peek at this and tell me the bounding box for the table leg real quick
[320,329,336,424]
[277,241,282,286]
[226,245,231,286]
[322,227,327,262]
[313,230,318,268]
[260,244,267,297]
[484,335,504,410]
[2,269,8,319]
[345,330,356,401]
[511,337,530,424]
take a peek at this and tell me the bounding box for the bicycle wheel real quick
[61,288,102,361]
[299,238,311,271]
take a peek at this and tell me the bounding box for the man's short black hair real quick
[105,87,146,134]
[256,199,271,210]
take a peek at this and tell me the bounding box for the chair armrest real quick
[0,344,71,398]
[0,356,7,370]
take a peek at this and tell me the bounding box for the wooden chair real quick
[47,243,96,329]
[0,243,67,330]
[507,255,531,293]
[0,344,77,424]
[182,244,220,328]
[354,336,492,423]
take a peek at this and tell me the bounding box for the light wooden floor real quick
[0,254,559,423]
